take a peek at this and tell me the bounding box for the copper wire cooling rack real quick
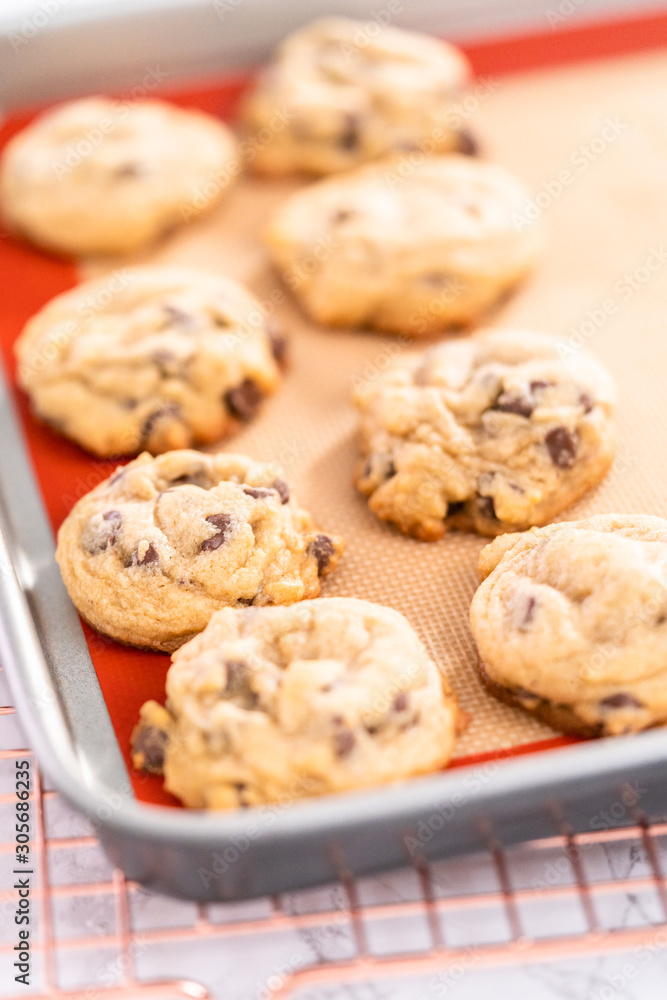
[2,663,667,1000]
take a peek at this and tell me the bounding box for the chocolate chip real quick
[137,543,159,566]
[272,479,290,504]
[495,391,534,418]
[394,692,409,712]
[114,162,141,178]
[476,496,497,520]
[309,535,336,575]
[222,660,259,709]
[142,403,181,443]
[529,380,552,393]
[201,513,235,551]
[599,693,643,710]
[132,724,168,773]
[456,129,479,156]
[333,728,356,758]
[169,470,212,489]
[243,486,275,500]
[339,113,359,151]
[364,453,396,483]
[421,272,454,288]
[521,596,536,628]
[333,209,355,224]
[545,427,578,468]
[266,322,288,367]
[84,510,122,554]
[225,379,262,421]
[162,304,194,327]
[579,392,594,413]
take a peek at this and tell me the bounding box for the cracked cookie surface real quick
[132,597,459,808]
[56,450,343,652]
[354,329,615,539]
[265,156,541,334]
[15,266,283,457]
[0,96,238,255]
[470,515,667,737]
[242,17,471,176]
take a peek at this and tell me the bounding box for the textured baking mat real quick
[2,42,667,807]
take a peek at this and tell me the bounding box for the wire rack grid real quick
[3,662,667,1000]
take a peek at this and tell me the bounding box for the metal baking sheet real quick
[2,3,667,903]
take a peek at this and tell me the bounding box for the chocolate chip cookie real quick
[132,597,459,808]
[470,515,667,737]
[0,96,238,256]
[15,266,283,457]
[56,450,343,652]
[264,156,541,334]
[242,17,471,177]
[354,329,615,539]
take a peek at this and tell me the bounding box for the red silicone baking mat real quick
[2,9,667,808]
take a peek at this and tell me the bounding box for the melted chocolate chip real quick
[141,404,181,443]
[545,427,578,468]
[333,728,356,758]
[267,322,288,367]
[456,129,479,156]
[162,304,194,327]
[201,513,235,552]
[339,114,359,151]
[272,479,290,504]
[333,208,355,224]
[394,692,409,712]
[85,510,122,554]
[114,162,141,178]
[169,470,212,489]
[243,486,275,500]
[364,453,396,483]
[447,501,466,516]
[476,496,497,521]
[521,596,536,628]
[579,392,594,414]
[132,724,168,773]
[599,693,643,710]
[309,535,336,575]
[225,379,262,421]
[222,660,259,709]
[495,392,534,418]
[529,380,552,392]
[137,543,159,566]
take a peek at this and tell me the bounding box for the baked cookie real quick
[131,597,459,808]
[354,330,615,540]
[242,17,471,176]
[0,97,238,256]
[264,156,541,334]
[56,450,343,652]
[15,266,284,457]
[470,515,667,737]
